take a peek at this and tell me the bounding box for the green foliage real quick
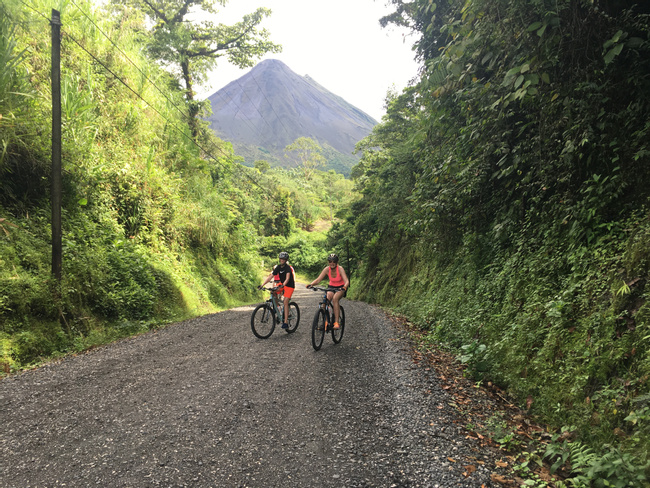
[545,426,650,488]
[0,5,46,212]
[259,229,329,278]
[0,0,272,372]
[0,0,353,375]
[110,0,281,135]
[284,137,326,181]
[346,0,650,482]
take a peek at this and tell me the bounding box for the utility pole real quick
[51,9,62,281]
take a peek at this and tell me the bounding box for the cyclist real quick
[306,253,349,330]
[260,251,296,329]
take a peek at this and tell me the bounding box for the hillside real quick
[335,0,650,485]
[205,59,377,174]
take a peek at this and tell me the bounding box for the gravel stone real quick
[0,286,505,487]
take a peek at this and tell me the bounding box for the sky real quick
[195,0,421,122]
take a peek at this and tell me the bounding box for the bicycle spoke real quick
[251,303,275,339]
[286,302,300,333]
[311,309,326,350]
[332,306,345,343]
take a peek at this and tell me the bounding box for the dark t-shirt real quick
[272,263,295,288]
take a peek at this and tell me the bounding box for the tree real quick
[254,159,270,173]
[284,137,325,181]
[112,0,281,138]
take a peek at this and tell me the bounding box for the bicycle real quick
[251,285,300,339]
[307,286,345,351]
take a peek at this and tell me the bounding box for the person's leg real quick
[282,287,294,324]
[283,295,290,322]
[326,291,334,329]
[332,290,344,327]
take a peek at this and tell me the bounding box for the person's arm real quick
[308,267,328,287]
[340,266,350,290]
[260,269,275,287]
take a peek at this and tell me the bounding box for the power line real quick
[63,28,270,194]
[14,0,274,195]
[66,0,280,192]
[69,0,191,123]
[250,72,294,141]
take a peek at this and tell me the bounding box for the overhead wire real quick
[250,72,294,140]
[68,0,191,122]
[16,0,271,195]
[67,0,283,191]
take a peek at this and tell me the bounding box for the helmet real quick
[278,251,289,260]
[327,253,338,263]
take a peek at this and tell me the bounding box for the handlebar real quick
[259,285,284,292]
[307,286,345,293]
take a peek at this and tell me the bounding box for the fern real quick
[551,439,649,487]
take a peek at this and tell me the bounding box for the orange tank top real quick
[328,265,345,287]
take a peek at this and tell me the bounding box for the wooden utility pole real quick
[51,9,62,281]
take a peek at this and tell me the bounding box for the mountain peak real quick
[205,59,377,173]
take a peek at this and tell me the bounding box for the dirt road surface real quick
[1,286,504,487]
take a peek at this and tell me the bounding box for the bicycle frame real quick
[266,286,285,323]
[251,286,300,339]
[308,286,345,350]
[314,286,343,318]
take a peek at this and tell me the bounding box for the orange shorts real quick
[273,284,294,299]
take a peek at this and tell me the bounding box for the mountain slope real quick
[205,59,377,173]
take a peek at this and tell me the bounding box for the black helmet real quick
[278,251,289,260]
[327,253,338,263]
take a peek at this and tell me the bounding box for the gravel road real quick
[1,286,504,487]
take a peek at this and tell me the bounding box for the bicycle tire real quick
[332,305,345,343]
[311,308,327,351]
[285,302,300,333]
[251,303,275,339]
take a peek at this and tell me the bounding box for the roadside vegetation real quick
[334,0,650,485]
[3,0,649,485]
[0,0,349,374]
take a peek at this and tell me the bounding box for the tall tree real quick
[284,137,325,181]
[112,0,281,138]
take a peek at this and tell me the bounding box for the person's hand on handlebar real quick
[306,284,313,289]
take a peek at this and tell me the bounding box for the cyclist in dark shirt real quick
[259,251,296,329]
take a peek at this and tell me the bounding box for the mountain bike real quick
[307,286,345,351]
[251,285,300,339]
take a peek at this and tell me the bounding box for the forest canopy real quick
[336,0,650,484]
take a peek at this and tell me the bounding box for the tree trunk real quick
[181,58,199,140]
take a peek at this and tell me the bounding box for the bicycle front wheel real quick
[311,309,327,351]
[251,303,275,339]
[332,305,345,344]
[285,302,300,333]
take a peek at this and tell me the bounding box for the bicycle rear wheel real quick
[285,302,300,333]
[311,309,327,350]
[251,303,275,339]
[332,306,345,344]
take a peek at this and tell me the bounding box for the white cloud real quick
[197,0,421,121]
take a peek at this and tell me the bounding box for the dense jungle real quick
[1,0,649,486]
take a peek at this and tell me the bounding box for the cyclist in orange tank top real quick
[306,253,349,330]
[259,251,295,329]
